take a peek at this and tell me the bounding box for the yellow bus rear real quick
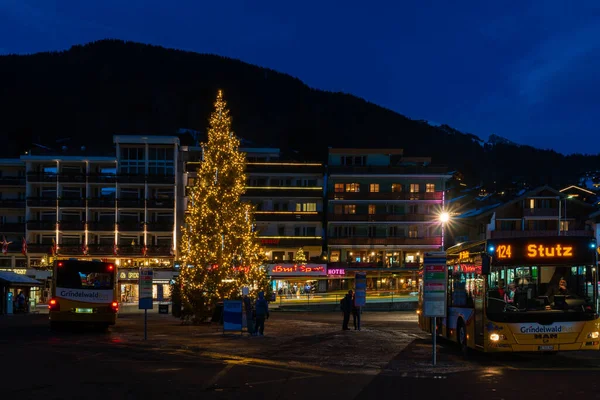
[49,260,119,330]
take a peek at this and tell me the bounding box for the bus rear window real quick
[56,265,114,290]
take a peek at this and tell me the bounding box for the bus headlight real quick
[489,333,505,342]
[588,332,599,339]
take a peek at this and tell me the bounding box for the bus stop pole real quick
[432,317,436,366]
[144,309,148,340]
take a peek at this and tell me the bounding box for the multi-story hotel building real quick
[0,158,27,266]
[181,145,325,264]
[22,135,180,303]
[326,148,452,291]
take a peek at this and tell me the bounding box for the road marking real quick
[500,365,600,371]
[197,351,375,375]
[201,364,235,390]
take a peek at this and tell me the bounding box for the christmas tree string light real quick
[178,90,270,316]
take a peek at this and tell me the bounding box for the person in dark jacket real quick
[254,291,269,336]
[352,291,361,330]
[341,290,353,330]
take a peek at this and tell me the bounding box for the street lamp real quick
[439,211,450,224]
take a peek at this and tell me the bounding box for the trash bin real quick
[158,304,169,314]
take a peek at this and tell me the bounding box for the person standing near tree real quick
[352,291,361,330]
[341,290,353,330]
[254,291,269,336]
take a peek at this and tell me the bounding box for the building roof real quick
[0,271,42,286]
[559,185,596,195]
[328,148,404,155]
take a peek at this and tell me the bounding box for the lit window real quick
[368,205,376,215]
[410,184,420,193]
[529,199,535,209]
[426,184,435,193]
[334,183,344,193]
[409,225,419,238]
[392,184,403,193]
[369,184,379,192]
[343,205,356,214]
[345,183,360,192]
[296,203,316,212]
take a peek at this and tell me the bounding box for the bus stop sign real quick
[423,252,447,318]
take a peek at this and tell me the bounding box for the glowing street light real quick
[439,211,450,223]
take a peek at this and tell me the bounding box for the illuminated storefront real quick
[118,268,176,303]
[267,263,328,295]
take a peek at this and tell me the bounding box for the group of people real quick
[243,291,270,336]
[498,277,570,309]
[340,290,361,331]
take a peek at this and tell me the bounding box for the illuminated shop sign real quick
[267,264,327,276]
[0,268,27,275]
[328,268,346,276]
[119,270,140,280]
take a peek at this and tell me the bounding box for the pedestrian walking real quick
[352,291,361,331]
[341,290,353,330]
[254,291,269,336]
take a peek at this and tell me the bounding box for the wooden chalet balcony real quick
[328,192,443,201]
[490,230,593,239]
[328,236,443,246]
[523,208,560,217]
[328,213,437,222]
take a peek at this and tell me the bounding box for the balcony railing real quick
[27,198,57,207]
[0,176,26,186]
[328,192,443,201]
[59,198,85,207]
[117,222,144,231]
[88,198,116,208]
[244,187,323,198]
[58,174,86,183]
[0,199,26,208]
[27,173,58,183]
[0,223,25,233]
[146,222,174,232]
[27,244,52,253]
[88,174,118,184]
[59,221,85,231]
[117,175,146,184]
[146,175,175,184]
[490,230,594,239]
[118,199,145,208]
[27,221,57,230]
[253,212,323,222]
[327,236,443,246]
[258,237,323,248]
[245,163,323,174]
[327,213,437,222]
[327,165,449,175]
[87,222,116,231]
[147,198,175,208]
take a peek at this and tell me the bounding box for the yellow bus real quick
[49,259,119,330]
[418,236,600,353]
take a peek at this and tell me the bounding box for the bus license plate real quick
[538,345,554,351]
[75,308,93,314]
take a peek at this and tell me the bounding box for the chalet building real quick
[326,148,452,291]
[449,186,595,245]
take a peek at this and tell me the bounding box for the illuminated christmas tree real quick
[294,247,307,265]
[179,90,270,319]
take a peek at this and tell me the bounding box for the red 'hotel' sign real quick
[267,264,327,276]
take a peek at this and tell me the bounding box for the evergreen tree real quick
[179,90,270,319]
[294,247,307,265]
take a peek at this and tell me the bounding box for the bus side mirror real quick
[482,254,491,275]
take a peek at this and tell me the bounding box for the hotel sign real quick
[266,264,327,276]
[328,268,346,276]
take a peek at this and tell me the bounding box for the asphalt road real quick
[3,312,600,399]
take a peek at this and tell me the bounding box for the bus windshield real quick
[56,263,114,290]
[487,264,597,322]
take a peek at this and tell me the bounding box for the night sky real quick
[2,1,599,155]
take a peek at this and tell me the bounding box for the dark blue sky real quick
[2,1,599,155]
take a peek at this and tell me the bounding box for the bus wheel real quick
[457,320,469,357]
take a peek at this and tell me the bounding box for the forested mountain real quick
[1,39,599,189]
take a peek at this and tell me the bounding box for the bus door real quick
[474,277,485,347]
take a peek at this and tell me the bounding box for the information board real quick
[139,268,154,310]
[354,272,366,307]
[423,252,447,318]
[223,300,243,332]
